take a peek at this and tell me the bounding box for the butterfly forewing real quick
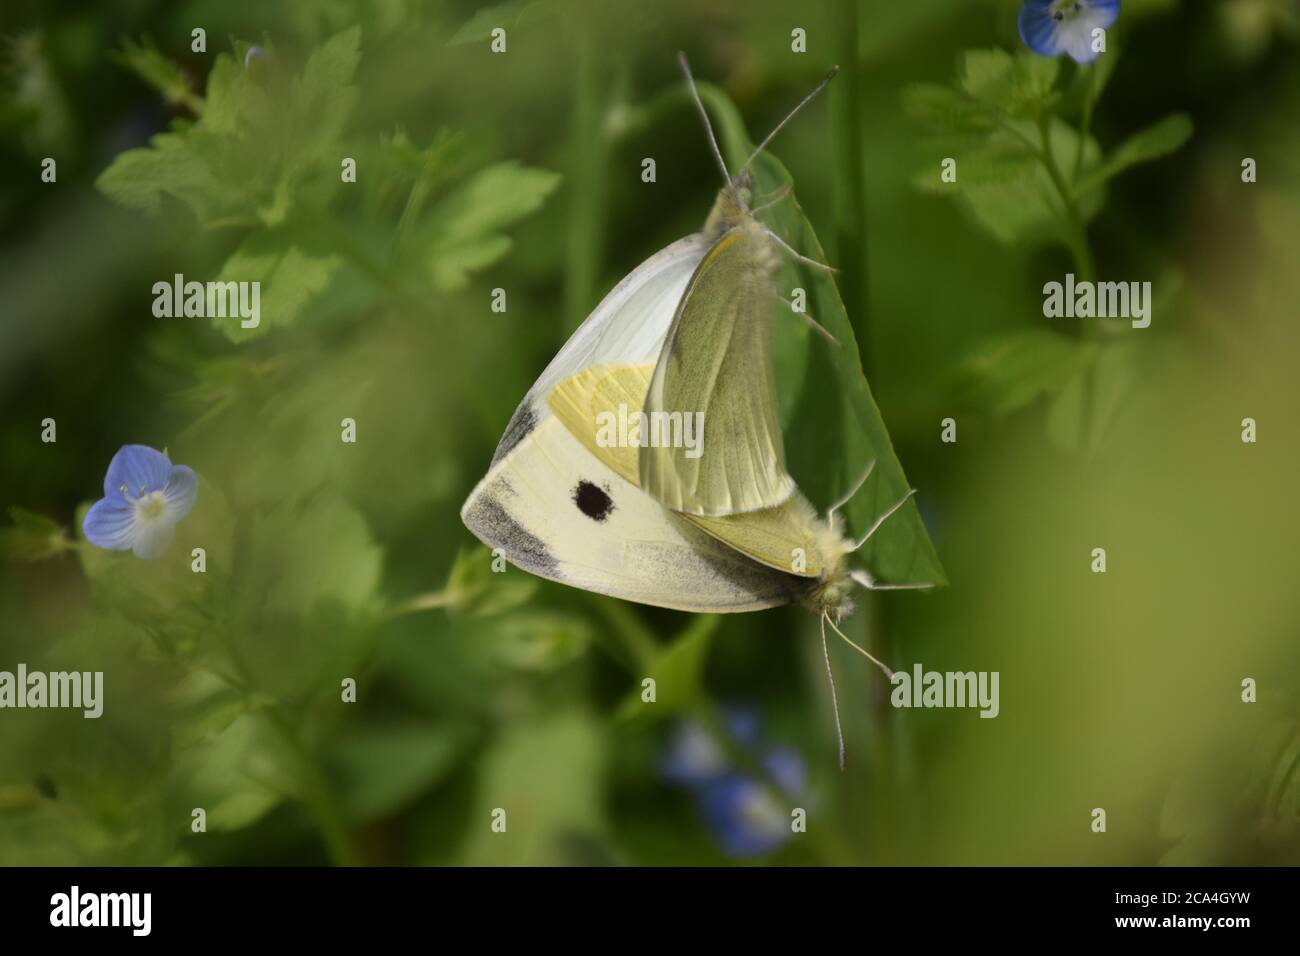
[639,224,795,517]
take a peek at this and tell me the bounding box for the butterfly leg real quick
[850,568,935,593]
[827,460,876,520]
[764,227,837,274]
[825,611,896,679]
[852,488,917,551]
[776,295,840,347]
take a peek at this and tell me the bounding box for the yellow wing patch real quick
[548,363,821,578]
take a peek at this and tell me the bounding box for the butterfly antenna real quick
[853,489,916,551]
[820,613,847,770]
[827,459,876,519]
[739,66,839,174]
[826,613,895,681]
[677,51,731,185]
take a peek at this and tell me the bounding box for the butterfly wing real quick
[639,223,795,517]
[489,233,711,467]
[462,414,802,612]
[550,362,823,578]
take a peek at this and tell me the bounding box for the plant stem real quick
[586,596,658,672]
[382,588,455,621]
[830,0,872,377]
[262,706,360,866]
[1038,115,1096,283]
[563,28,608,336]
[1039,115,1106,453]
[223,513,359,866]
[1072,66,1095,184]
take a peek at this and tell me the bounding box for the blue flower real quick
[698,748,807,858]
[661,707,807,858]
[660,707,763,786]
[1019,0,1120,64]
[82,445,198,559]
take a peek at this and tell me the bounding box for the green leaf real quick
[949,330,1100,417]
[295,25,362,147]
[422,161,560,291]
[169,670,254,747]
[215,233,343,342]
[618,615,720,719]
[442,544,540,615]
[430,235,513,292]
[0,507,70,561]
[957,118,1104,245]
[241,490,382,616]
[113,37,198,108]
[1077,114,1194,193]
[456,710,605,865]
[697,85,946,586]
[94,132,235,220]
[446,1,556,46]
[901,82,996,133]
[98,28,364,226]
[490,611,593,671]
[326,719,473,823]
[961,49,1060,118]
[168,714,289,831]
[1045,343,1142,454]
[961,49,1016,106]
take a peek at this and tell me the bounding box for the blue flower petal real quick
[1018,1,1064,57]
[83,497,137,551]
[661,721,727,786]
[721,705,763,746]
[1091,0,1121,28]
[699,776,791,858]
[164,465,199,521]
[104,444,172,499]
[1060,1,1122,63]
[763,746,807,797]
[131,518,176,560]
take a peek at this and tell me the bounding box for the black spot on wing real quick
[573,480,614,522]
[490,401,539,467]
[463,494,558,576]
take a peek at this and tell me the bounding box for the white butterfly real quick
[462,55,931,766]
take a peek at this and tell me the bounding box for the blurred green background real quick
[2,0,1298,865]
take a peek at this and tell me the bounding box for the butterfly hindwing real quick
[462,413,802,612]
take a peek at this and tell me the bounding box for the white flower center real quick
[134,491,168,522]
[739,788,787,838]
